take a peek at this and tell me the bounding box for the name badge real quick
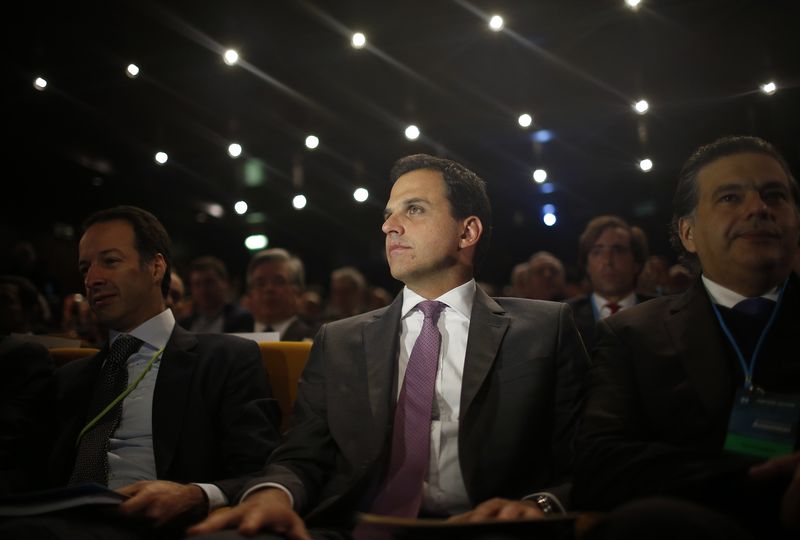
[724,389,800,459]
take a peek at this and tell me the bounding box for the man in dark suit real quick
[572,136,800,538]
[181,256,254,334]
[0,206,281,539]
[567,215,650,352]
[246,249,316,341]
[189,154,587,539]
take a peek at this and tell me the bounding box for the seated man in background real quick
[573,135,800,538]
[0,206,281,539]
[181,256,253,333]
[190,153,587,539]
[525,251,567,301]
[246,248,316,341]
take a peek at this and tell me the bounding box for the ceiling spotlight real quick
[126,64,140,78]
[228,143,242,158]
[543,213,557,227]
[625,0,642,9]
[532,169,548,183]
[352,32,366,49]
[223,49,239,66]
[154,151,168,165]
[639,158,653,172]
[760,81,777,95]
[489,15,504,31]
[353,187,369,202]
[518,113,533,128]
[33,77,47,91]
[633,99,649,114]
[206,203,224,218]
[305,135,320,149]
[245,234,268,251]
[293,194,307,210]
[234,200,248,215]
[405,124,420,140]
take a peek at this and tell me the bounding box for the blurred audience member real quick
[366,286,393,311]
[166,271,190,321]
[323,266,367,321]
[180,256,253,333]
[246,248,315,341]
[477,281,498,297]
[568,215,649,351]
[0,275,49,335]
[667,263,693,294]
[526,251,567,301]
[299,289,323,323]
[637,255,671,297]
[507,262,529,297]
[60,293,105,347]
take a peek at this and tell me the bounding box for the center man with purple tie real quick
[190,154,589,539]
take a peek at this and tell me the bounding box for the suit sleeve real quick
[238,323,338,513]
[571,319,756,512]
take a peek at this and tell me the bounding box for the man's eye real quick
[719,194,739,203]
[409,206,422,214]
[762,190,787,202]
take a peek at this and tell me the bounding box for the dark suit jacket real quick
[0,337,54,494]
[568,293,651,353]
[180,303,254,333]
[243,287,588,528]
[572,276,800,530]
[45,326,281,499]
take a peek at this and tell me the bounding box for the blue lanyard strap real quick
[75,346,165,447]
[710,279,786,391]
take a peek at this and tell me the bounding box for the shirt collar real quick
[701,275,780,308]
[109,309,175,351]
[401,279,476,320]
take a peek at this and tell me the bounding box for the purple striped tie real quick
[369,300,446,517]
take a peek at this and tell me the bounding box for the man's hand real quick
[187,487,311,540]
[749,451,800,530]
[447,497,544,523]
[116,480,208,527]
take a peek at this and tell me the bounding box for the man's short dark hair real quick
[83,206,172,298]
[247,248,305,291]
[389,154,493,266]
[577,215,648,275]
[670,135,800,269]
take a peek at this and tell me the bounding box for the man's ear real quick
[459,216,483,249]
[678,217,697,253]
[152,253,167,286]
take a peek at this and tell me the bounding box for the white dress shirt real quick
[592,291,637,319]
[701,275,779,308]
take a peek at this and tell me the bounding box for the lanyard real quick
[75,346,165,447]
[710,280,786,392]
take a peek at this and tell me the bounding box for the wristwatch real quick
[534,494,557,515]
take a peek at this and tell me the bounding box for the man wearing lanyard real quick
[189,154,587,539]
[572,135,800,538]
[1,206,281,539]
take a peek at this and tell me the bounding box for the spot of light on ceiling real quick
[405,124,420,140]
[223,49,239,66]
[639,158,653,172]
[206,203,224,218]
[633,99,649,114]
[533,169,548,183]
[518,113,533,128]
[540,183,555,194]
[532,130,554,143]
[293,194,307,210]
[245,234,268,251]
[154,151,168,165]
[126,64,140,78]
[33,77,47,90]
[234,200,248,215]
[228,143,242,158]
[352,32,366,49]
[489,15,504,31]
[760,81,777,95]
[625,0,642,10]
[305,135,320,149]
[353,187,369,202]
[543,213,557,227]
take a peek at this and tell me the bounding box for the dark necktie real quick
[733,297,775,319]
[69,334,143,486]
[605,302,621,315]
[368,300,446,518]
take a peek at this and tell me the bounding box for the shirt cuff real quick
[240,482,295,509]
[522,491,566,514]
[193,483,228,512]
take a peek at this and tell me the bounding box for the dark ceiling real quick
[5,0,800,295]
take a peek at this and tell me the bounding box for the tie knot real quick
[605,302,621,315]
[417,300,446,323]
[109,334,144,362]
[733,297,775,318]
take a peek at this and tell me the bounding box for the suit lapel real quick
[664,280,732,416]
[151,326,199,477]
[460,288,510,417]
[363,295,403,434]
